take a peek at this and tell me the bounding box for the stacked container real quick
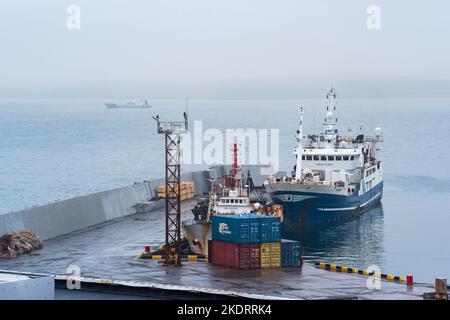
[211,214,261,244]
[260,242,281,268]
[210,214,282,269]
[280,239,302,268]
[259,215,281,243]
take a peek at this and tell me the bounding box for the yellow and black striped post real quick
[315,262,405,283]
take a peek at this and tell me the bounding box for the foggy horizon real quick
[1,0,449,99]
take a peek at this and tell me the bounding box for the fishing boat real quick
[182,144,267,256]
[265,87,384,228]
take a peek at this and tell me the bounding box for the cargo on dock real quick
[0,230,43,258]
[211,214,281,244]
[155,181,194,200]
[281,239,302,268]
[211,214,260,244]
[211,214,285,270]
[210,240,260,269]
[259,216,281,243]
[260,242,281,269]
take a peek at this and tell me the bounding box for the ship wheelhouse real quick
[214,196,252,215]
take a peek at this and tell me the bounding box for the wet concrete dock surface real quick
[0,198,433,299]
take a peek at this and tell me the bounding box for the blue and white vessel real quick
[265,88,384,227]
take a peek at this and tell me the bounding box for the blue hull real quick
[270,182,383,228]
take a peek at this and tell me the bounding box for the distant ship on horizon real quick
[105,99,151,109]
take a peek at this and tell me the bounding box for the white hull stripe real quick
[361,192,381,207]
[318,207,357,212]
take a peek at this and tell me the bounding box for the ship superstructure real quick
[265,88,384,227]
[182,144,257,255]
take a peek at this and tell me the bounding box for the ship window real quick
[302,155,305,160]
[343,156,349,160]
[336,156,342,161]
[321,156,327,161]
[328,156,334,161]
[306,156,312,161]
[314,155,319,161]
[350,156,355,160]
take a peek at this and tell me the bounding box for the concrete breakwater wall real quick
[0,165,279,241]
[0,170,212,240]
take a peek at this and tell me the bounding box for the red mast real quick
[233,143,238,188]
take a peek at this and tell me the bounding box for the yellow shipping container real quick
[260,242,281,269]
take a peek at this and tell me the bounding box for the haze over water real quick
[1,98,449,282]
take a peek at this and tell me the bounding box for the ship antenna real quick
[324,87,338,136]
[184,97,189,130]
[297,106,304,144]
[294,106,305,180]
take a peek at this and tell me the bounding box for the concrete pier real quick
[0,195,433,300]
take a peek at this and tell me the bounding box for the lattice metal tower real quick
[152,112,188,266]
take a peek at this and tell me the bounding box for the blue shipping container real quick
[281,239,302,267]
[211,214,281,244]
[259,216,281,243]
[212,214,261,244]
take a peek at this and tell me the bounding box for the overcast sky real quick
[1,0,449,98]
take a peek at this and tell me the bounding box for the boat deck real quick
[0,198,433,300]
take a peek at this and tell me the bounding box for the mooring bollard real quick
[435,278,448,300]
[423,278,448,300]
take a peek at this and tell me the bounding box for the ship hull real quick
[182,222,211,256]
[268,182,383,229]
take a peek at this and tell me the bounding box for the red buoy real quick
[144,245,151,253]
[406,275,413,286]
